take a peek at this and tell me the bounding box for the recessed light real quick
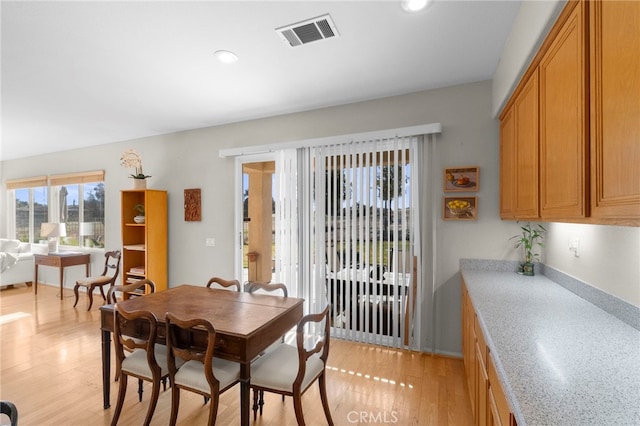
[214,50,238,64]
[401,0,430,13]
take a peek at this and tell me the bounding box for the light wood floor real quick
[0,284,472,425]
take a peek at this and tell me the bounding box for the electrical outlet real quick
[205,237,215,247]
[568,238,580,257]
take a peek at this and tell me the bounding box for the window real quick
[54,182,105,248]
[7,171,105,248]
[14,185,49,243]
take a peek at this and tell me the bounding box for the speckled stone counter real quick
[461,268,640,426]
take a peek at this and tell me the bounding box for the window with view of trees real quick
[15,186,48,243]
[8,171,105,248]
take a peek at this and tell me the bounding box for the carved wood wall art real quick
[184,188,201,221]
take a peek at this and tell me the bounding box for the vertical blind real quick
[305,135,421,348]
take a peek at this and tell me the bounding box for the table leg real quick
[102,329,111,409]
[34,264,39,295]
[59,266,65,300]
[240,363,250,426]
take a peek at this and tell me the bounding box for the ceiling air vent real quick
[276,14,339,47]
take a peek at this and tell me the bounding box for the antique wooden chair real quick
[106,278,156,304]
[206,277,241,292]
[111,307,170,426]
[73,250,121,310]
[249,305,334,425]
[165,312,241,426]
[246,281,289,412]
[107,279,159,384]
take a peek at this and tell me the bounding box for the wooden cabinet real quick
[462,284,477,415]
[500,71,539,220]
[499,108,516,219]
[462,279,516,426]
[121,189,168,293]
[539,0,588,220]
[499,0,639,226]
[589,0,640,222]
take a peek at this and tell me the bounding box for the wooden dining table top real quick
[105,284,305,362]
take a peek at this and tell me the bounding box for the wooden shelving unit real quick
[121,189,168,294]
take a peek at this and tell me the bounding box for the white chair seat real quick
[250,343,324,393]
[121,344,182,378]
[175,358,241,393]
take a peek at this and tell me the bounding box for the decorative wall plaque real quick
[184,188,201,221]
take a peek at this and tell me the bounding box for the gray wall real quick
[2,80,638,357]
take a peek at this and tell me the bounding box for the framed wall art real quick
[444,166,479,192]
[443,196,478,221]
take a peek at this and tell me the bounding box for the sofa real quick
[0,238,38,288]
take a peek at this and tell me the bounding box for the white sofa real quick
[1,238,39,287]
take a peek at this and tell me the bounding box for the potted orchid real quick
[120,149,151,188]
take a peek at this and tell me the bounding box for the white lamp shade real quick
[41,222,67,238]
[79,222,95,236]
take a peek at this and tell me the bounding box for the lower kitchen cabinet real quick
[463,279,516,426]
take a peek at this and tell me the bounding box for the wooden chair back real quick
[107,278,156,304]
[294,305,331,389]
[165,313,219,393]
[206,277,241,292]
[246,281,288,297]
[101,250,122,282]
[113,307,160,376]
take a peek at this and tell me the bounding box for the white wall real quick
[2,79,638,357]
[544,223,640,306]
[492,0,566,116]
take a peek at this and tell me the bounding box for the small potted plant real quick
[120,149,151,189]
[510,222,546,276]
[134,204,145,223]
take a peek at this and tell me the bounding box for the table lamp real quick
[41,222,66,253]
[79,222,95,247]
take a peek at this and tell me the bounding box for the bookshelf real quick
[121,189,167,294]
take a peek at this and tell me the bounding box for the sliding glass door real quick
[236,136,422,349]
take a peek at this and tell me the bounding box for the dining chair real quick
[106,278,156,304]
[107,279,160,384]
[246,281,289,412]
[165,312,241,426]
[0,400,18,426]
[206,277,241,292]
[111,306,169,426]
[249,305,334,425]
[73,250,121,310]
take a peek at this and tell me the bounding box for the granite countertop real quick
[462,269,640,426]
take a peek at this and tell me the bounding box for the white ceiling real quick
[1,0,521,161]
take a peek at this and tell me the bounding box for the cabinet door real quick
[513,70,540,218]
[488,390,503,426]
[500,107,516,219]
[476,342,489,426]
[540,1,588,219]
[590,0,640,221]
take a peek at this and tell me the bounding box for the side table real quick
[34,253,91,300]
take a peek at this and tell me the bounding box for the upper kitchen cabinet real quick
[539,0,588,220]
[500,71,539,220]
[499,0,640,226]
[589,0,640,223]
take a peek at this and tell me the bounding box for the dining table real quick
[99,284,304,426]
